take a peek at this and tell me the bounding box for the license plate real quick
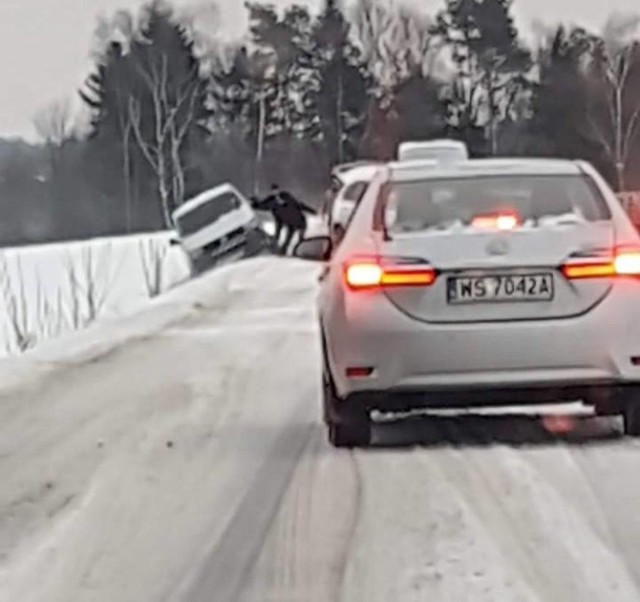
[447,273,554,304]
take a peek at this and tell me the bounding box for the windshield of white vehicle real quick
[383,175,611,234]
[175,192,242,236]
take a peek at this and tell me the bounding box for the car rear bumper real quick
[323,284,640,402]
[343,381,636,413]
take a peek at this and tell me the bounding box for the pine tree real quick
[312,0,369,164]
[434,0,531,155]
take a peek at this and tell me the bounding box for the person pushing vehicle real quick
[253,184,317,255]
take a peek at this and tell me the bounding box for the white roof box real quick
[397,139,469,163]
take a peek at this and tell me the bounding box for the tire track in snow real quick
[234,421,364,602]
[172,388,316,602]
[428,418,640,601]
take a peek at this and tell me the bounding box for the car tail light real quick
[346,366,375,378]
[344,262,384,288]
[562,248,640,279]
[344,257,437,290]
[614,249,640,275]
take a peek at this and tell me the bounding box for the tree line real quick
[1,0,640,245]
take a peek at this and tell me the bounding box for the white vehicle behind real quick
[397,139,469,163]
[172,183,267,275]
[328,163,380,237]
[326,141,469,240]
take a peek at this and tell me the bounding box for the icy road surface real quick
[1,257,640,602]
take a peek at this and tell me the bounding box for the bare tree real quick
[33,98,76,198]
[64,243,113,328]
[584,16,640,191]
[0,257,66,353]
[33,98,75,146]
[352,0,441,97]
[138,238,168,298]
[128,56,204,228]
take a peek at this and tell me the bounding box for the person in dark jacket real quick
[253,184,317,255]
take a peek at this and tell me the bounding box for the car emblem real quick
[486,237,509,256]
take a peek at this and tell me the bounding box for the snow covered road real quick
[1,257,640,601]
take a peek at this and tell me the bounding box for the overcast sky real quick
[0,0,638,140]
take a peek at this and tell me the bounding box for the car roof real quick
[400,139,466,150]
[332,160,380,175]
[389,158,583,182]
[172,183,244,219]
[397,139,469,160]
[335,163,381,185]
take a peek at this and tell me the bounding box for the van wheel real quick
[243,228,268,257]
[189,254,213,277]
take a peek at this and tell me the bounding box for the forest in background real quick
[2,0,640,245]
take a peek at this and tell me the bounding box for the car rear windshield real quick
[382,175,611,234]
[176,192,242,236]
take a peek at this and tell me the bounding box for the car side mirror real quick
[293,236,333,261]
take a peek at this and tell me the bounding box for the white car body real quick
[329,164,380,232]
[172,183,263,273]
[313,157,640,445]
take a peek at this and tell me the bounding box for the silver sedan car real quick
[295,158,640,447]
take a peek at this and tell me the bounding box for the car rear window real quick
[381,175,611,234]
[176,192,242,236]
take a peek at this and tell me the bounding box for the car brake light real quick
[344,257,437,290]
[614,250,640,275]
[345,262,383,288]
[471,211,521,231]
[562,248,640,279]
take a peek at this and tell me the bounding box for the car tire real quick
[243,228,269,258]
[189,254,211,278]
[623,398,640,436]
[328,416,371,448]
[322,365,371,448]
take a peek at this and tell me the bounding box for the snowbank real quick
[0,215,326,358]
[0,232,191,356]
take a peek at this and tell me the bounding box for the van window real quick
[176,192,241,236]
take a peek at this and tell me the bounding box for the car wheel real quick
[328,416,371,448]
[189,254,211,277]
[243,228,269,258]
[322,365,371,448]
[623,398,640,436]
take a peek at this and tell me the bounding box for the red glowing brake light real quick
[345,262,383,288]
[471,211,521,231]
[562,248,640,279]
[614,250,640,275]
[344,258,437,290]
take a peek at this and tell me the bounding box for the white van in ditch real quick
[171,183,269,275]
